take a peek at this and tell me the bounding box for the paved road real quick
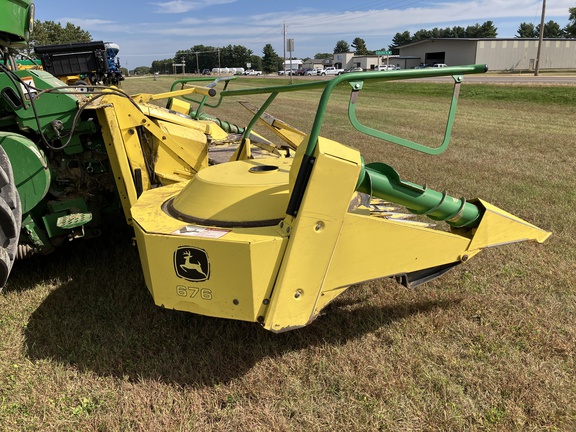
[270,73,576,86]
[417,74,576,85]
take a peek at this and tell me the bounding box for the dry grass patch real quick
[0,75,575,431]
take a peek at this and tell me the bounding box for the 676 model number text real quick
[176,285,212,300]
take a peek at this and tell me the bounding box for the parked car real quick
[338,67,363,75]
[201,69,211,75]
[244,69,262,75]
[318,66,344,76]
[432,63,448,68]
[306,68,321,75]
[376,65,398,71]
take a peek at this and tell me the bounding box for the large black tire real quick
[0,146,21,288]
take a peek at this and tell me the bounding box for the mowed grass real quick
[1,73,575,431]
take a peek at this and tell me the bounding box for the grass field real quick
[0,73,575,431]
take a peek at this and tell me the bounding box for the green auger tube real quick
[356,162,482,228]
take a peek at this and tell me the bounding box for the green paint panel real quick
[0,0,34,45]
[0,132,50,214]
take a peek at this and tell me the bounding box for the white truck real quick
[317,66,344,76]
[244,69,262,76]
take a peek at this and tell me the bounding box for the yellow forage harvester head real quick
[127,65,550,332]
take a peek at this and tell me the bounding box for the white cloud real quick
[57,17,115,29]
[150,0,236,14]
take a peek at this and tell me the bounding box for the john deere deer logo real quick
[174,246,210,282]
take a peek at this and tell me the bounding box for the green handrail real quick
[304,64,487,157]
[347,76,462,155]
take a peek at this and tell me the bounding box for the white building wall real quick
[400,39,477,66]
[476,39,576,70]
[399,38,576,71]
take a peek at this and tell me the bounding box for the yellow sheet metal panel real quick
[131,184,288,322]
[467,199,551,252]
[94,102,141,222]
[166,97,191,115]
[325,212,472,289]
[170,158,292,224]
[133,224,286,322]
[325,198,550,290]
[153,119,208,181]
[263,137,363,332]
[135,104,230,142]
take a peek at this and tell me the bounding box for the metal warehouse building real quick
[398,38,576,71]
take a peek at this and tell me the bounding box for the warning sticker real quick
[173,225,230,239]
[20,77,37,100]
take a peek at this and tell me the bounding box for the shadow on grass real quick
[14,225,460,387]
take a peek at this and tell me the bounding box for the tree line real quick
[148,43,285,74]
[391,21,498,48]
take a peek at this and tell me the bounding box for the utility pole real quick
[535,0,546,76]
[282,22,287,76]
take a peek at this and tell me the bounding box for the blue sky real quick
[35,0,574,69]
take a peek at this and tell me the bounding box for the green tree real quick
[517,22,537,38]
[150,59,174,74]
[412,29,431,41]
[29,20,91,55]
[351,37,368,55]
[441,27,457,38]
[390,31,412,48]
[133,66,150,75]
[249,54,262,71]
[451,26,467,38]
[333,40,350,53]
[430,27,453,38]
[389,20,497,47]
[565,6,576,37]
[465,21,497,38]
[481,21,499,37]
[464,23,482,37]
[190,45,219,72]
[314,52,332,59]
[262,44,279,73]
[174,49,193,73]
[537,20,563,38]
[220,44,253,68]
